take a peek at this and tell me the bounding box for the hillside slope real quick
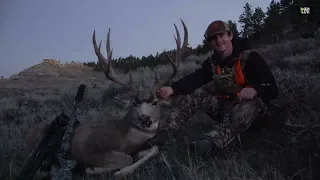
[0,38,319,180]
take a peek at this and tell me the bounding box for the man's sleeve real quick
[244,52,278,102]
[170,59,213,95]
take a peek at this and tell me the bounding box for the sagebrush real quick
[0,38,319,180]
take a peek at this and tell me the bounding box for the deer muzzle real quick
[138,115,152,127]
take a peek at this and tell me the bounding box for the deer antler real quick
[151,19,189,98]
[92,29,137,94]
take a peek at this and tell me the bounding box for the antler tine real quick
[92,29,137,94]
[151,19,188,98]
[180,19,189,49]
[173,23,181,67]
[106,28,113,60]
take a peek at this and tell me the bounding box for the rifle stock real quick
[17,113,71,180]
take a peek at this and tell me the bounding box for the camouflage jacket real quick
[170,47,278,102]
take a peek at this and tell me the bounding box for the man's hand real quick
[238,87,257,102]
[156,86,174,99]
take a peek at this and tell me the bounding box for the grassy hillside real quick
[0,38,319,180]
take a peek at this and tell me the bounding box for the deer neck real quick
[121,122,158,153]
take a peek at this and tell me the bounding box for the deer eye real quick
[132,101,138,107]
[152,101,158,106]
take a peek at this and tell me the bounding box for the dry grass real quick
[0,38,320,180]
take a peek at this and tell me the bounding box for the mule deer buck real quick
[24,19,188,179]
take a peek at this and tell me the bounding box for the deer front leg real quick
[85,151,133,174]
[135,146,157,160]
[113,146,159,179]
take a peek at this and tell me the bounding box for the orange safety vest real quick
[215,52,251,99]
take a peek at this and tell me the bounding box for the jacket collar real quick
[211,45,241,68]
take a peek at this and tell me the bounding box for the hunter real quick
[153,20,278,155]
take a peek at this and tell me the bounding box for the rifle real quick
[17,84,86,180]
[51,84,86,180]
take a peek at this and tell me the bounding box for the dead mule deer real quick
[24,19,189,179]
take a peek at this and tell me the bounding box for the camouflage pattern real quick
[164,89,218,132]
[51,84,86,180]
[209,50,251,94]
[203,96,266,149]
[51,104,80,180]
[161,88,267,150]
[212,65,243,95]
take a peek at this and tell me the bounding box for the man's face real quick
[209,31,233,52]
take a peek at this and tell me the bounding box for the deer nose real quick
[138,115,151,127]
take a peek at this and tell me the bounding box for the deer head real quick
[92,19,188,130]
